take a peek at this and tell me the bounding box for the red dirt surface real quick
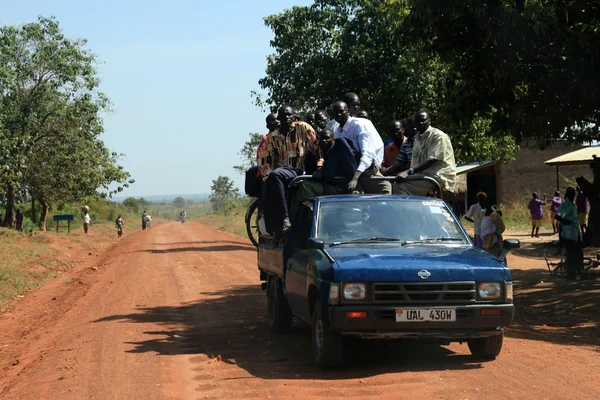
[1,222,598,399]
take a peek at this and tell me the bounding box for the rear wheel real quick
[267,277,292,333]
[245,198,260,248]
[312,302,345,368]
[468,332,504,359]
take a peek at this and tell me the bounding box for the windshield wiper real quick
[403,237,465,244]
[329,237,404,246]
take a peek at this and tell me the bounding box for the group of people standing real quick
[529,187,589,280]
[253,92,457,244]
[528,188,588,239]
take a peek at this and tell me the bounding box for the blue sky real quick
[1,0,313,196]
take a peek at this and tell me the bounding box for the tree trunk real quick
[31,198,37,223]
[38,198,49,232]
[2,184,16,228]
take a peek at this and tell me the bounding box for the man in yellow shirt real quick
[393,111,456,197]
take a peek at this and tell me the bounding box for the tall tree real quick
[209,176,239,213]
[0,16,132,227]
[406,0,600,144]
[233,132,263,175]
[256,0,518,163]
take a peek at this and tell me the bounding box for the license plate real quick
[396,308,456,322]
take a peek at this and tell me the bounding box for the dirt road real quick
[1,222,599,399]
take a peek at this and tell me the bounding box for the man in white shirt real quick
[325,92,362,132]
[465,193,487,248]
[331,101,391,194]
[82,209,91,234]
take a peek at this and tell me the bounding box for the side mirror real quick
[503,239,520,250]
[307,238,325,250]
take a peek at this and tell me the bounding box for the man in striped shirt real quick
[261,105,319,242]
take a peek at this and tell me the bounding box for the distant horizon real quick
[111,193,210,202]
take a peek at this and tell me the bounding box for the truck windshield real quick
[316,199,469,245]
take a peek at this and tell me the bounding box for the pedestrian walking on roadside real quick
[115,215,124,237]
[141,210,148,230]
[528,193,545,238]
[15,210,24,232]
[550,191,561,234]
[82,207,91,234]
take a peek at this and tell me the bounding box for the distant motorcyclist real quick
[141,210,148,230]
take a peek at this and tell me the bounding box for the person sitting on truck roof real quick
[261,105,319,244]
[382,117,416,177]
[325,92,361,132]
[290,128,358,220]
[392,111,456,197]
[314,109,330,134]
[331,101,391,194]
[256,113,282,178]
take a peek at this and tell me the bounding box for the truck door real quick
[285,202,314,322]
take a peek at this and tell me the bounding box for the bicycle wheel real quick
[245,198,260,248]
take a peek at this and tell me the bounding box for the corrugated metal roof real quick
[455,160,498,175]
[544,146,600,166]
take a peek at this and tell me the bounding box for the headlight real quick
[478,282,502,299]
[505,281,513,303]
[343,283,366,300]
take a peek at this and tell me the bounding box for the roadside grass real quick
[0,228,61,308]
[198,207,248,238]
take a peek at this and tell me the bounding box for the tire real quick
[312,302,345,368]
[245,198,260,248]
[468,332,504,359]
[267,277,292,333]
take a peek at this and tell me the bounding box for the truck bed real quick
[258,244,285,278]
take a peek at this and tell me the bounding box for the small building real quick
[458,141,593,208]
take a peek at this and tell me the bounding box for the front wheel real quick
[312,302,345,368]
[468,332,504,359]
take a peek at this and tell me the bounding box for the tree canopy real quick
[256,0,599,163]
[0,16,133,229]
[209,176,239,213]
[233,132,263,175]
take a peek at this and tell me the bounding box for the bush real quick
[21,217,37,233]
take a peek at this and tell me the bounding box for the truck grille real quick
[371,282,476,305]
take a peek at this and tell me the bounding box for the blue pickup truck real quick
[258,190,519,368]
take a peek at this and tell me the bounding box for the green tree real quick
[122,197,141,214]
[406,0,600,144]
[0,16,132,228]
[172,196,186,208]
[209,176,239,213]
[255,0,518,163]
[233,132,263,175]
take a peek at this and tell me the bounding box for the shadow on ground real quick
[94,285,487,379]
[150,241,250,246]
[508,268,600,346]
[137,245,254,254]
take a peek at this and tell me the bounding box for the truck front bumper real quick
[329,304,513,340]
